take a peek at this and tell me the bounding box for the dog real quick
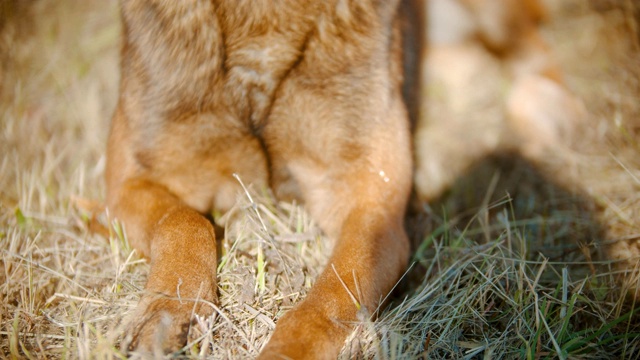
[107,0,423,358]
[107,0,580,358]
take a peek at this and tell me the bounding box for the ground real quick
[1,0,639,359]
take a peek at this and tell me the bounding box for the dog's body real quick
[107,0,579,357]
[107,0,421,357]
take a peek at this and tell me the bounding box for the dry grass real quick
[1,0,640,359]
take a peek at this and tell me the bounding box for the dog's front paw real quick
[123,294,214,356]
[258,303,352,360]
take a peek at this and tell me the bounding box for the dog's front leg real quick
[259,206,410,359]
[106,111,219,354]
[259,70,413,357]
[107,177,218,354]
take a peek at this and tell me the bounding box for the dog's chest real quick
[218,4,314,127]
[126,1,320,128]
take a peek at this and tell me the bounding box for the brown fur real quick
[107,0,573,358]
[108,0,419,357]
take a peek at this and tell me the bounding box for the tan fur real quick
[107,0,577,357]
[107,0,418,357]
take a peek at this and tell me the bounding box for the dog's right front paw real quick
[122,295,214,357]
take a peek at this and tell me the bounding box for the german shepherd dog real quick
[107,0,423,358]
